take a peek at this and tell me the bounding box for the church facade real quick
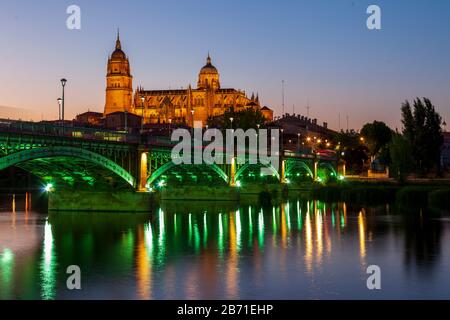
[104,33,273,126]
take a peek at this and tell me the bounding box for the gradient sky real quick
[0,0,449,131]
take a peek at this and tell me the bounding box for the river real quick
[1,194,449,300]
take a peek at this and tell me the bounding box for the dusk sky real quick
[0,0,449,131]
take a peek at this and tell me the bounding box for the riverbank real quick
[44,180,450,212]
[310,181,450,212]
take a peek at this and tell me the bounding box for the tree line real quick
[356,98,444,181]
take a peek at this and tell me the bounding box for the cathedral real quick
[104,33,273,126]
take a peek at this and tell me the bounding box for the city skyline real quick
[0,0,449,131]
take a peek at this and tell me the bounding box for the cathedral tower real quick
[104,31,133,115]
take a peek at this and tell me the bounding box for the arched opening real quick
[147,162,229,188]
[0,147,136,190]
[235,163,280,185]
[317,162,338,183]
[285,161,314,184]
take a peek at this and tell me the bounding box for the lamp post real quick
[60,79,67,132]
[57,98,62,122]
[230,117,234,130]
[297,133,301,153]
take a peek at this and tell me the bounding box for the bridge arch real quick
[0,146,136,187]
[235,163,281,182]
[318,161,338,180]
[147,162,229,187]
[285,160,314,180]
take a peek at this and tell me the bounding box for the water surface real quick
[1,195,450,300]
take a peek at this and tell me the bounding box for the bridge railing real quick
[0,119,140,144]
[147,135,337,161]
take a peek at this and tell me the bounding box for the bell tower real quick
[104,31,133,115]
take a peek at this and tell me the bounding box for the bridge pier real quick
[138,149,149,191]
[229,156,236,187]
[281,160,287,184]
[314,160,319,181]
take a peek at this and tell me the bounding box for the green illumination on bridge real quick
[158,180,166,188]
[44,183,54,193]
[1,126,339,191]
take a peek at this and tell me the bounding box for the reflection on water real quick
[0,197,450,299]
[40,220,56,300]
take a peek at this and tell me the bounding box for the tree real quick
[401,98,444,176]
[360,121,393,162]
[207,107,266,130]
[389,134,413,182]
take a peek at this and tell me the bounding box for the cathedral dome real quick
[111,48,126,60]
[199,55,218,74]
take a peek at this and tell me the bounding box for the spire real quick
[256,93,260,104]
[206,52,211,65]
[116,28,121,50]
[251,92,255,101]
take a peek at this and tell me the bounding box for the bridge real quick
[0,119,340,192]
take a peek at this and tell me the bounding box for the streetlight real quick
[297,133,301,152]
[60,78,67,131]
[57,98,62,122]
[230,117,234,129]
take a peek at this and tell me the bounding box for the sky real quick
[0,0,449,131]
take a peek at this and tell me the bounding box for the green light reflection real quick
[236,210,242,252]
[40,220,56,300]
[0,248,14,299]
[218,213,224,257]
[258,210,264,249]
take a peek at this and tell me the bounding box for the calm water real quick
[1,195,450,300]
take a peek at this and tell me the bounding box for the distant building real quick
[75,111,103,126]
[275,114,336,139]
[261,106,274,122]
[104,111,142,132]
[103,32,274,126]
[442,132,450,170]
